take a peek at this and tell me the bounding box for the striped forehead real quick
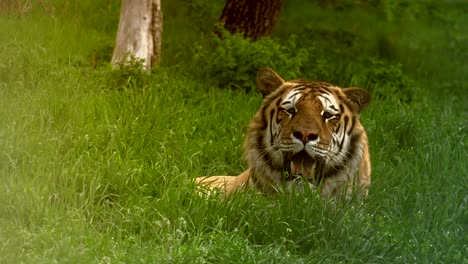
[279,86,340,112]
[279,87,305,108]
[317,92,340,114]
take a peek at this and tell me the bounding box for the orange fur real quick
[196,68,371,199]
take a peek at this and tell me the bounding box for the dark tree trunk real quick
[219,0,284,40]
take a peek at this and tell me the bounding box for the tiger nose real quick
[292,129,319,143]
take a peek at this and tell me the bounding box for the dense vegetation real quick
[0,0,466,263]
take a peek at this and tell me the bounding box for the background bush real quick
[192,29,312,89]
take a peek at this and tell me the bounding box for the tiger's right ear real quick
[257,68,285,97]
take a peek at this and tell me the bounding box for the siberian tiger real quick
[196,68,371,199]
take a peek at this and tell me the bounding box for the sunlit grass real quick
[0,1,466,263]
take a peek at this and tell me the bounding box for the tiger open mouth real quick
[290,150,317,179]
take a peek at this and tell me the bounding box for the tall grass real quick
[0,1,466,263]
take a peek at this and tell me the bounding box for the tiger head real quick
[245,68,371,194]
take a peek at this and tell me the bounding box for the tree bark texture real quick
[111,0,163,71]
[219,0,284,40]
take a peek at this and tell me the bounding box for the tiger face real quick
[196,68,371,199]
[246,68,371,197]
[263,80,369,179]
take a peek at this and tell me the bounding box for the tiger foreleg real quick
[195,170,250,197]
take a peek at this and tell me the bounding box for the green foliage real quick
[365,59,414,102]
[179,0,225,28]
[105,55,151,90]
[380,0,445,22]
[315,0,449,23]
[1,0,467,263]
[192,29,311,89]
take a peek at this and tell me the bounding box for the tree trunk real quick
[111,0,163,71]
[219,0,284,40]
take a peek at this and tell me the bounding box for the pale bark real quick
[111,0,163,71]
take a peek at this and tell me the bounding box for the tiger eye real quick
[286,108,296,115]
[322,111,334,119]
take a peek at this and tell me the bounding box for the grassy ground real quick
[1,1,466,263]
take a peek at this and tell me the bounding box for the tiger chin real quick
[196,68,371,200]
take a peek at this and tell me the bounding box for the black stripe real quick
[250,171,260,188]
[261,92,277,108]
[334,123,341,134]
[339,116,349,150]
[343,116,349,128]
[260,106,268,131]
[326,132,362,177]
[275,97,282,108]
[269,108,275,145]
[283,159,293,181]
[257,135,264,149]
[289,92,301,99]
[315,160,325,183]
[347,116,356,135]
[256,134,274,169]
[318,88,330,94]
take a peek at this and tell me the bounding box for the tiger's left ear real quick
[257,68,285,97]
[343,88,371,113]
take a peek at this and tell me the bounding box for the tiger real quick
[196,68,371,199]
